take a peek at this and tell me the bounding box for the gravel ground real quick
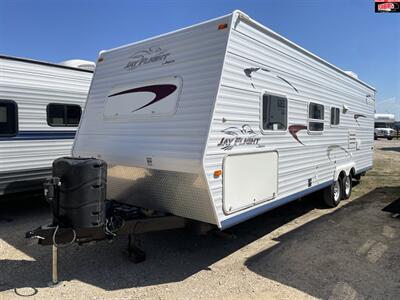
[1,140,400,300]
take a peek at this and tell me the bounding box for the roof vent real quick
[344,71,358,79]
[59,59,95,71]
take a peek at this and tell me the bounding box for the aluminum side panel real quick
[107,165,217,225]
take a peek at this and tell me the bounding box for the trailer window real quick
[47,104,82,127]
[262,94,287,131]
[0,100,18,136]
[308,102,324,132]
[330,107,340,125]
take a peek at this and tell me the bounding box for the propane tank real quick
[46,157,107,229]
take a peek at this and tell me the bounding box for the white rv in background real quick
[0,55,94,195]
[374,113,396,140]
[72,11,375,229]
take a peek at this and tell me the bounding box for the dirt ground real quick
[1,140,399,300]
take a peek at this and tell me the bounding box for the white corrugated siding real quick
[73,15,232,224]
[204,14,375,226]
[0,58,92,183]
[74,17,231,172]
[73,11,375,227]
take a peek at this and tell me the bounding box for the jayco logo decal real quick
[124,47,174,71]
[217,125,260,151]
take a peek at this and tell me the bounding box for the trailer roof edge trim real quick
[101,12,232,54]
[101,10,375,92]
[0,55,94,73]
[233,11,375,92]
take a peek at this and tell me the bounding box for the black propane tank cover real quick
[52,157,107,229]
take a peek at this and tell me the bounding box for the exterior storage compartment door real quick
[223,151,278,214]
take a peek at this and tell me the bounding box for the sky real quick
[0,0,399,110]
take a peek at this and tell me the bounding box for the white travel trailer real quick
[72,11,375,230]
[0,55,94,195]
[374,113,395,140]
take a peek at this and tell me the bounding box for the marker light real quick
[218,23,228,30]
[213,170,222,178]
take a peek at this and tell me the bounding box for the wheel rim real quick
[345,176,351,195]
[334,181,340,202]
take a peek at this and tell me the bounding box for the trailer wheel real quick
[322,179,342,208]
[342,174,352,200]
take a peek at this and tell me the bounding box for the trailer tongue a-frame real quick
[26,10,375,285]
[26,157,188,285]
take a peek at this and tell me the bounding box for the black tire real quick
[342,174,352,200]
[388,137,393,140]
[322,178,342,208]
[374,134,377,140]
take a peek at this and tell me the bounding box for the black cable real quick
[14,287,38,297]
[52,225,76,248]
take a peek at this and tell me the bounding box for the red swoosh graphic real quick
[108,84,177,112]
[289,124,307,145]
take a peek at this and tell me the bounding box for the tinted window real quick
[309,103,324,120]
[0,106,6,122]
[66,105,81,125]
[309,122,324,131]
[308,102,324,132]
[375,122,394,129]
[47,104,82,127]
[262,94,287,130]
[330,107,340,125]
[0,100,18,136]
